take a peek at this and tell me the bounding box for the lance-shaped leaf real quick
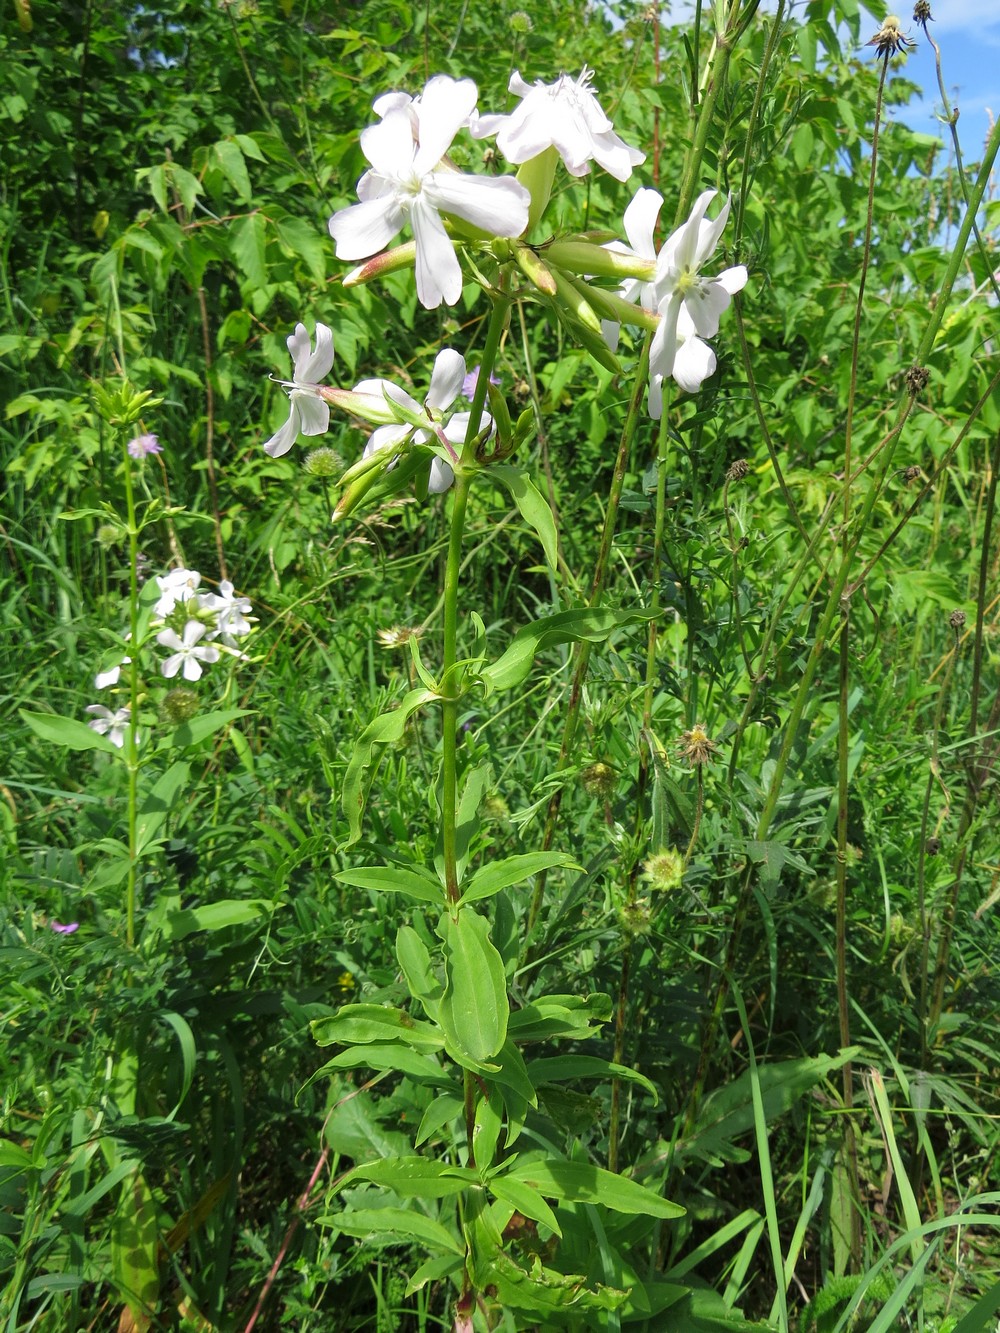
[437,909,509,1063]
[20,709,120,754]
[526,1055,658,1103]
[311,1004,445,1052]
[338,1156,478,1197]
[507,1156,684,1218]
[325,1206,464,1256]
[342,688,437,845]
[335,864,445,906]
[491,464,558,571]
[458,851,577,906]
[481,607,658,695]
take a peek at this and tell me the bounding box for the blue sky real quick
[902,1,998,162]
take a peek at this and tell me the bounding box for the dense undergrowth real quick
[2,0,999,1330]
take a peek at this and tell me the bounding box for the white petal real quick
[682,278,734,339]
[410,199,462,309]
[602,319,621,353]
[424,171,530,238]
[693,193,731,269]
[365,423,409,455]
[360,110,417,176]
[181,656,205,682]
[623,188,663,261]
[292,389,330,437]
[354,378,421,416]
[673,335,717,393]
[263,402,301,458]
[328,196,406,261]
[298,322,335,383]
[586,127,645,182]
[668,191,715,276]
[442,410,493,446]
[650,293,682,382]
[647,375,664,420]
[286,323,311,377]
[428,458,455,493]
[426,349,466,411]
[413,76,478,174]
[717,264,748,295]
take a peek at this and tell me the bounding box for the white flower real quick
[263,323,335,458]
[86,704,133,749]
[600,186,664,353]
[157,621,220,681]
[94,654,132,690]
[153,568,202,617]
[201,581,254,644]
[358,348,469,493]
[470,66,645,182]
[648,190,748,408]
[328,75,531,310]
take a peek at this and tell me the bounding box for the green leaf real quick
[164,898,272,940]
[311,1005,445,1052]
[335,865,445,905]
[482,608,657,694]
[213,138,252,201]
[396,925,444,1021]
[526,1055,658,1104]
[274,215,328,286]
[342,688,437,845]
[171,164,203,213]
[491,464,558,570]
[159,708,252,751]
[230,213,269,290]
[340,1156,477,1197]
[111,1167,160,1326]
[310,1042,448,1083]
[489,1175,562,1237]
[437,909,509,1062]
[326,1206,464,1255]
[459,852,577,906]
[19,709,119,754]
[507,1156,684,1218]
[136,761,190,857]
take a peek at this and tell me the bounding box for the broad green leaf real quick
[20,709,118,754]
[341,1156,477,1197]
[415,1093,465,1147]
[459,852,577,906]
[171,163,202,213]
[0,1140,33,1169]
[508,1156,684,1218]
[309,1043,447,1084]
[158,708,252,751]
[489,1175,562,1237]
[274,215,328,286]
[482,608,657,694]
[481,1248,629,1314]
[342,688,437,845]
[437,909,509,1062]
[231,213,268,290]
[311,1004,444,1052]
[455,761,492,880]
[112,1166,159,1327]
[507,993,612,1042]
[213,138,252,201]
[492,464,558,570]
[164,898,271,940]
[396,924,443,1021]
[335,865,445,905]
[136,761,191,856]
[404,1253,464,1295]
[325,1206,463,1256]
[526,1055,658,1103]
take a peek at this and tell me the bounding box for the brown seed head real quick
[680,724,717,766]
[913,0,932,31]
[726,459,750,482]
[867,14,916,57]
[904,365,930,396]
[948,609,966,631]
[902,465,923,485]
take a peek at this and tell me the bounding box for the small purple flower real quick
[127,433,163,459]
[461,366,501,401]
[50,921,79,934]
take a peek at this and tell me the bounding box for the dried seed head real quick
[925,835,941,856]
[580,761,618,799]
[643,848,685,892]
[948,609,966,630]
[902,465,923,485]
[913,0,932,32]
[680,724,717,766]
[904,365,930,396]
[726,459,750,482]
[376,624,421,649]
[867,14,916,57]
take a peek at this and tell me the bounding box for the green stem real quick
[121,434,141,951]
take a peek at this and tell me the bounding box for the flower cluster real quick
[265,67,748,480]
[85,568,255,747]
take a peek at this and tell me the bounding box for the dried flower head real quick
[376,624,421,650]
[580,761,618,798]
[726,459,750,482]
[912,0,932,32]
[867,14,916,57]
[948,609,966,630]
[643,848,684,892]
[680,724,717,766]
[925,835,941,857]
[904,366,930,396]
[902,465,923,485]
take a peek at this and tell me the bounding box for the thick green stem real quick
[122,436,141,951]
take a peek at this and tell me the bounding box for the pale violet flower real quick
[649,190,748,409]
[50,920,80,934]
[358,348,466,492]
[264,323,334,458]
[86,703,133,748]
[328,75,531,310]
[127,433,162,458]
[201,581,254,645]
[154,568,202,618]
[461,366,501,401]
[157,621,220,681]
[470,66,645,182]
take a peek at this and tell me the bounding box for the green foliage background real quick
[2,0,999,1329]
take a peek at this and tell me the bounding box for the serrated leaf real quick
[230,212,268,290]
[213,138,252,201]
